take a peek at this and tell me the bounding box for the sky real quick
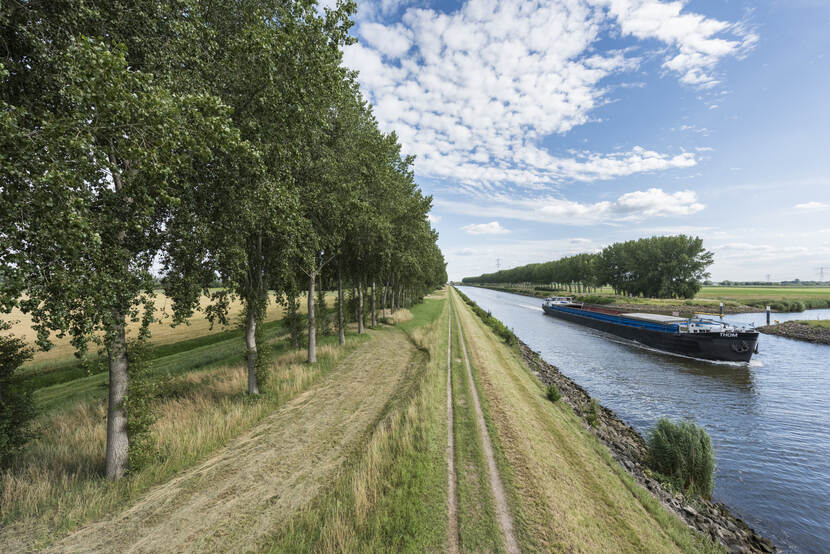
[334,0,830,282]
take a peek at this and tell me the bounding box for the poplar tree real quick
[164,0,355,377]
[1,34,244,479]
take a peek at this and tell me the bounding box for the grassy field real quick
[803,320,830,329]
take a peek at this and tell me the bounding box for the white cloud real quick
[794,201,828,210]
[343,0,749,194]
[462,221,511,235]
[359,22,413,58]
[427,213,441,224]
[598,0,758,88]
[441,187,704,225]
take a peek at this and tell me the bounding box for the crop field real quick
[4,291,336,368]
[696,286,830,301]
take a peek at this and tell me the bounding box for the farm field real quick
[696,286,830,301]
[6,291,336,369]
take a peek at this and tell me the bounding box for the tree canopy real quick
[462,235,712,299]
[1,0,446,479]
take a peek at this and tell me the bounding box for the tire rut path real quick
[50,331,414,553]
[452,290,520,554]
[447,305,460,553]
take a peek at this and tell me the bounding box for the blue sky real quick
[336,0,830,281]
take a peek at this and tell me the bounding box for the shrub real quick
[585,398,599,427]
[124,338,162,472]
[647,418,715,499]
[0,330,36,469]
[545,384,561,403]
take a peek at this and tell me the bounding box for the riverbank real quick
[758,320,830,345]
[466,284,761,315]
[449,287,722,552]
[518,341,775,553]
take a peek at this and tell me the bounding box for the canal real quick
[457,286,830,553]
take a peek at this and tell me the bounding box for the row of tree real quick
[462,235,713,299]
[1,1,446,479]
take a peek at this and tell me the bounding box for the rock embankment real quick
[519,342,775,554]
[758,321,830,345]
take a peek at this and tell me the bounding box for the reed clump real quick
[647,418,715,499]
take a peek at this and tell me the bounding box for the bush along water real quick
[545,384,561,402]
[647,418,715,499]
[455,288,518,346]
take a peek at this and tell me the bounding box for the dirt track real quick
[50,331,415,553]
[451,291,519,554]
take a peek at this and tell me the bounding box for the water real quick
[457,286,830,553]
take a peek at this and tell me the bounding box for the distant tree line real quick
[1,1,446,478]
[462,235,713,299]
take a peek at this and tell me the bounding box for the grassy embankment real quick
[264,293,450,551]
[469,284,830,313]
[448,287,719,552]
[0,294,357,549]
[2,293,453,552]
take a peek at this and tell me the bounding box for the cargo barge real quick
[541,297,759,362]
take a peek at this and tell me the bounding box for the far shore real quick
[758,320,830,345]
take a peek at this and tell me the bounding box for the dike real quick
[758,321,830,345]
[519,341,776,554]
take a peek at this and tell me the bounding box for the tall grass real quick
[647,418,715,499]
[0,335,366,546]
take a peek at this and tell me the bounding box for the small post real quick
[766,306,771,326]
[719,302,724,317]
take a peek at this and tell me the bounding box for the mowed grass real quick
[450,288,720,553]
[265,296,450,552]
[450,300,504,552]
[0,328,367,550]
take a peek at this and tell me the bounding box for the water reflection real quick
[458,286,830,553]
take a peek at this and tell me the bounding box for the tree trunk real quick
[308,269,317,363]
[245,303,260,395]
[337,262,345,345]
[357,278,365,334]
[289,298,300,349]
[382,282,388,318]
[371,280,377,327]
[391,283,397,314]
[105,310,130,480]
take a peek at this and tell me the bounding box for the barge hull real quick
[542,305,757,362]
